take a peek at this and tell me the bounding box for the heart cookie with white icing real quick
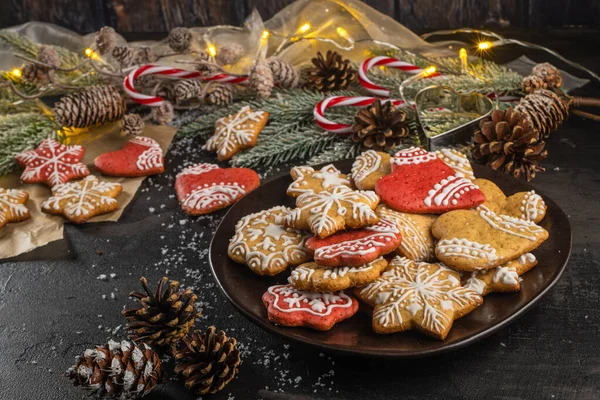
[94,136,164,177]
[474,178,547,223]
[463,253,538,295]
[350,150,391,190]
[287,164,350,198]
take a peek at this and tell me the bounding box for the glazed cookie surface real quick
[94,136,164,177]
[350,150,391,190]
[463,253,538,295]
[0,188,31,229]
[287,164,350,198]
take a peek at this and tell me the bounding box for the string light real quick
[261,30,270,40]
[422,66,437,77]
[336,27,349,39]
[477,41,492,51]
[459,48,468,73]
[298,23,311,33]
[10,68,22,78]
[207,45,217,57]
[84,48,100,60]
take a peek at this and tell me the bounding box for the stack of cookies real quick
[228,147,549,340]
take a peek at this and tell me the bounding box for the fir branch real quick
[0,30,39,57]
[306,139,362,165]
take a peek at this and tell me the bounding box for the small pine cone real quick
[514,89,569,138]
[54,85,126,128]
[153,101,175,125]
[206,84,235,106]
[112,45,134,68]
[249,59,274,100]
[121,113,145,136]
[157,81,177,102]
[168,27,192,53]
[132,46,156,65]
[351,99,409,150]
[21,63,48,86]
[122,277,200,348]
[94,26,117,55]
[174,80,203,103]
[174,327,241,395]
[67,340,162,399]
[532,62,563,89]
[267,57,299,88]
[306,50,356,92]
[37,45,60,69]
[194,51,218,74]
[215,44,244,66]
[522,75,546,94]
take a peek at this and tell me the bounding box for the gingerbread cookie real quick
[94,136,164,177]
[228,206,311,276]
[15,139,90,187]
[376,147,485,214]
[175,163,260,215]
[350,150,391,190]
[41,176,122,223]
[356,256,482,339]
[262,284,358,331]
[285,186,380,239]
[376,204,437,262]
[432,207,548,271]
[287,164,350,198]
[289,257,388,292]
[463,253,538,295]
[305,218,401,267]
[435,148,475,180]
[203,106,269,161]
[0,188,31,229]
[475,179,547,223]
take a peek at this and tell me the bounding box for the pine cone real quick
[514,89,569,138]
[112,46,134,68]
[121,113,145,136]
[215,44,244,66]
[37,45,60,69]
[174,80,203,103]
[532,62,563,89]
[152,101,175,125]
[194,51,217,74]
[54,85,126,128]
[132,47,156,65]
[21,63,48,86]
[174,327,241,395]
[522,75,546,94]
[249,58,274,100]
[168,27,192,53]
[67,340,162,399]
[122,277,200,349]
[206,84,235,106]
[95,26,117,55]
[351,99,408,150]
[268,57,299,89]
[306,50,356,92]
[473,108,548,181]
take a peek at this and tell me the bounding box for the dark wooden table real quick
[1,30,599,400]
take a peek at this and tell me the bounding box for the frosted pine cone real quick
[121,113,145,136]
[152,101,174,125]
[206,84,235,106]
[54,85,126,128]
[249,59,274,100]
[21,63,48,85]
[522,75,546,94]
[112,46,134,68]
[268,57,299,88]
[174,80,203,103]
[168,27,192,53]
[37,45,60,69]
[94,26,117,55]
[532,63,563,89]
[132,47,156,65]
[194,51,217,74]
[215,44,244,66]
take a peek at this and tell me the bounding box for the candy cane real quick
[358,56,442,97]
[314,96,406,134]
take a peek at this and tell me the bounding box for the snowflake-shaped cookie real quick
[42,176,122,223]
[228,206,311,276]
[0,188,31,229]
[203,106,269,161]
[286,164,350,198]
[15,139,90,187]
[285,186,380,238]
[357,256,482,339]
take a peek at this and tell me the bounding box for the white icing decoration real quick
[351,150,382,184]
[267,284,353,316]
[290,257,384,284]
[176,163,219,178]
[288,164,349,196]
[129,136,163,171]
[423,174,478,207]
[0,188,29,226]
[437,238,498,261]
[203,106,266,157]
[435,148,475,180]
[518,253,536,264]
[377,206,434,261]
[521,191,545,221]
[464,274,487,295]
[182,182,246,211]
[479,208,545,241]
[493,266,519,285]
[391,146,437,166]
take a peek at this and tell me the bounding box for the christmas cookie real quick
[289,257,388,292]
[376,147,485,214]
[94,136,164,177]
[463,253,538,295]
[0,188,31,229]
[475,178,547,223]
[287,164,350,198]
[285,186,380,239]
[41,175,122,223]
[435,148,475,180]
[350,150,391,190]
[432,207,548,271]
[228,206,311,276]
[305,218,402,267]
[262,284,359,331]
[175,163,260,215]
[356,256,482,339]
[15,138,90,187]
[376,204,437,262]
[203,106,269,161]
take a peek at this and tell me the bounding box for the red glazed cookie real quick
[305,218,402,267]
[175,163,260,215]
[262,284,358,331]
[15,139,90,187]
[94,136,164,177]
[376,147,485,214]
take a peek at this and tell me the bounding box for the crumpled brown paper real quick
[0,123,176,260]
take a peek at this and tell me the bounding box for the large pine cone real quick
[122,277,200,349]
[352,99,408,150]
[54,85,126,128]
[306,50,356,92]
[174,326,241,395]
[67,340,162,399]
[514,89,569,138]
[473,108,548,181]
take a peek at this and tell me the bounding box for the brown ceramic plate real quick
[209,161,572,358]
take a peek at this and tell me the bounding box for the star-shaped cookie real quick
[286,164,350,198]
[463,253,538,295]
[0,188,31,229]
[475,178,547,223]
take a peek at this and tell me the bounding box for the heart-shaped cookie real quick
[375,147,485,214]
[175,163,260,215]
[94,136,164,177]
[474,178,547,223]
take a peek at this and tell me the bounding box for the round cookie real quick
[94,136,164,177]
[350,150,391,190]
[287,164,350,198]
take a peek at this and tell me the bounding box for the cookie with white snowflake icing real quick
[356,256,482,339]
[474,179,547,223]
[94,136,164,177]
[175,163,260,215]
[289,257,388,293]
[285,185,380,239]
[262,284,359,331]
[435,148,475,181]
[228,206,311,276]
[376,204,437,262]
[15,138,90,187]
[463,253,537,296]
[0,188,31,229]
[432,207,548,271]
[350,150,392,190]
[203,106,269,161]
[286,164,351,198]
[41,175,122,223]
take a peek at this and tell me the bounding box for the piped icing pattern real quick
[391,146,437,167]
[435,148,475,180]
[130,136,164,172]
[463,253,538,296]
[350,150,391,190]
[0,188,30,229]
[521,191,546,221]
[423,174,479,207]
[436,238,498,262]
[287,164,350,197]
[479,208,546,241]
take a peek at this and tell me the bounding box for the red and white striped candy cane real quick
[358,56,442,97]
[314,96,406,134]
